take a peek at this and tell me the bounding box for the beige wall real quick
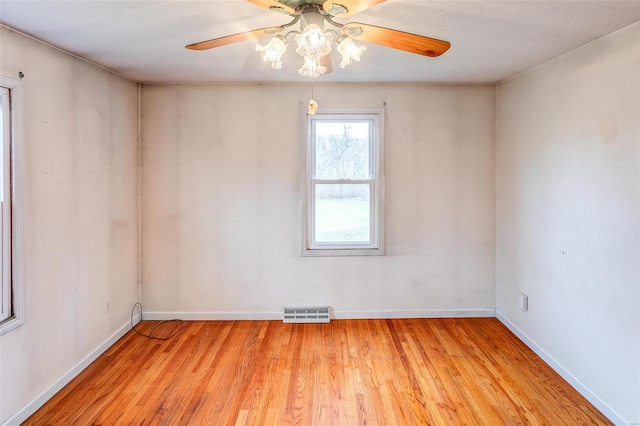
[0,27,139,423]
[496,22,640,423]
[141,83,496,317]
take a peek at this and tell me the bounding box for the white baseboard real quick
[143,311,283,321]
[143,309,496,321]
[495,310,627,426]
[2,313,141,426]
[333,308,496,319]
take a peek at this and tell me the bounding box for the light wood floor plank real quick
[24,318,612,425]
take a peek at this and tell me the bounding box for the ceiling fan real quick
[186,0,450,77]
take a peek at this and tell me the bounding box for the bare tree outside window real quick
[315,122,369,179]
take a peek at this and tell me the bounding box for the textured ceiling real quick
[1,0,639,84]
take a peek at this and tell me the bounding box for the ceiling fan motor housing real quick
[298,3,328,28]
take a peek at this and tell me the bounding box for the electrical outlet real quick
[106,298,111,313]
[519,293,528,311]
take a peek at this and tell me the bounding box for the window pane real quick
[314,184,370,243]
[314,121,370,179]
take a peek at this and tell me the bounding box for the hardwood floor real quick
[25,318,611,425]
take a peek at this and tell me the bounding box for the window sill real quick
[0,316,25,336]
[302,247,385,257]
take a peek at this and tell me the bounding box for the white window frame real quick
[301,107,385,257]
[0,75,25,336]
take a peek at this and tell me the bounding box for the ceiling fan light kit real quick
[255,4,358,77]
[186,0,451,78]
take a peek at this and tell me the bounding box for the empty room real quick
[0,0,638,424]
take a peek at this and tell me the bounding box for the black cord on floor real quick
[130,302,183,340]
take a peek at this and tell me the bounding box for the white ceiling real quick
[1,0,639,84]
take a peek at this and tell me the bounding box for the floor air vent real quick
[283,307,330,323]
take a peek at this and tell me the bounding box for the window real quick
[0,75,24,335]
[302,108,384,256]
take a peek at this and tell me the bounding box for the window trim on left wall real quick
[0,75,25,336]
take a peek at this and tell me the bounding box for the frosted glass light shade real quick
[337,37,366,68]
[298,56,327,77]
[295,24,332,59]
[256,36,288,69]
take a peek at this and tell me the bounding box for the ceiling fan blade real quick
[246,0,294,15]
[323,0,387,16]
[343,22,450,57]
[320,54,333,75]
[186,27,284,50]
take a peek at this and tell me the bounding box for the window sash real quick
[310,118,374,180]
[310,180,376,249]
